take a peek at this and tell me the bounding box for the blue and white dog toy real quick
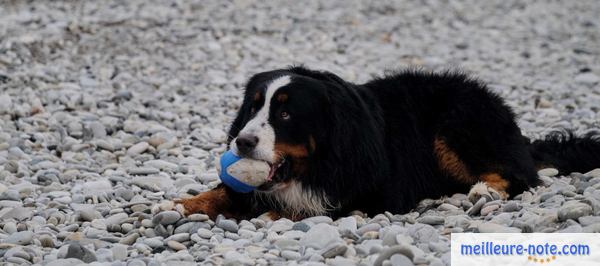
[216,150,271,193]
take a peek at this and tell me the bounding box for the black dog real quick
[176,66,600,220]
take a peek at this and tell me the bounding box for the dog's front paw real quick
[467,182,508,203]
[151,200,187,216]
[467,182,493,203]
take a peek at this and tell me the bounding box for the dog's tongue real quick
[267,164,277,181]
[267,160,285,182]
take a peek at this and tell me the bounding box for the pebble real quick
[478,222,522,233]
[112,244,128,261]
[374,245,414,266]
[357,223,381,235]
[144,237,164,248]
[197,228,214,239]
[575,73,600,85]
[322,244,348,258]
[105,213,129,226]
[152,211,182,225]
[480,205,500,216]
[166,233,190,242]
[167,240,187,251]
[217,219,239,233]
[503,201,521,212]
[390,254,415,266]
[585,169,600,178]
[3,222,17,234]
[538,168,559,177]
[291,222,311,232]
[188,214,209,222]
[416,216,444,225]
[467,197,486,216]
[300,223,340,249]
[281,250,301,260]
[558,201,593,221]
[65,242,97,263]
[119,233,140,245]
[338,217,357,233]
[127,142,150,156]
[5,231,33,245]
[270,219,294,232]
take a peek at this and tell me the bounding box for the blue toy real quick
[217,150,271,193]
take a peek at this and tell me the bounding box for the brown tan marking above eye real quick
[309,135,316,152]
[277,93,288,102]
[254,91,261,101]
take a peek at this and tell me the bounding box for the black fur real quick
[221,66,600,219]
[529,130,600,175]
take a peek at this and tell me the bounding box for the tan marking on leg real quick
[174,186,230,220]
[433,138,474,183]
[267,211,281,220]
[481,173,509,199]
[262,211,305,222]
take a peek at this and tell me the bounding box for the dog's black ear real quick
[227,70,284,142]
[309,80,388,199]
[288,66,349,87]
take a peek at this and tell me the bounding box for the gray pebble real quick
[167,240,187,251]
[111,244,128,261]
[480,205,499,216]
[478,222,521,233]
[558,201,593,221]
[166,233,190,242]
[467,197,486,216]
[152,211,181,225]
[538,168,559,177]
[390,254,415,266]
[119,233,140,245]
[144,237,164,248]
[197,228,214,239]
[374,245,414,266]
[357,223,381,235]
[416,216,444,225]
[3,222,17,234]
[291,222,311,232]
[281,250,301,260]
[188,214,209,222]
[300,223,340,249]
[65,242,97,263]
[503,201,521,212]
[217,219,239,233]
[322,244,348,258]
[5,231,33,245]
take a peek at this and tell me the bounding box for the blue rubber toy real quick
[217,150,270,193]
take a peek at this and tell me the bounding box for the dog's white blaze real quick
[255,180,337,217]
[232,75,291,163]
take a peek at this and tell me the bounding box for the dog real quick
[175,66,600,221]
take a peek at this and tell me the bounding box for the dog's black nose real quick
[236,134,258,154]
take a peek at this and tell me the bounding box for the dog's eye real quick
[280,111,290,120]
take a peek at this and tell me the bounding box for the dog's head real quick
[227,66,387,211]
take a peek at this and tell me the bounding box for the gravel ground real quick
[1,0,600,265]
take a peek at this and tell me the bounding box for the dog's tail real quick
[529,130,600,175]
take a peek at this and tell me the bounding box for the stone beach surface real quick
[1,0,600,265]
